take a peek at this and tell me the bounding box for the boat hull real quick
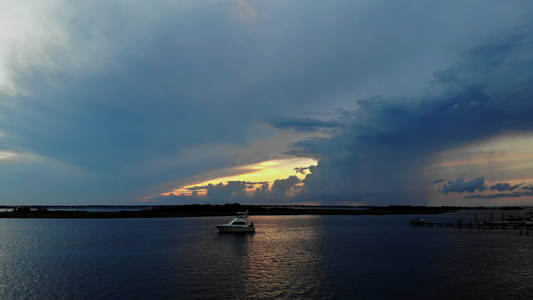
[216,225,255,233]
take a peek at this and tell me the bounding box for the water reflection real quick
[240,216,332,299]
[2,214,533,299]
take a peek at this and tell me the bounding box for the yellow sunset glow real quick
[164,157,317,196]
[0,151,16,160]
[430,133,533,177]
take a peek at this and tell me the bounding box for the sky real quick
[1,0,533,206]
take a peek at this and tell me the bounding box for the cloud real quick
[236,0,256,19]
[461,182,533,199]
[293,28,533,205]
[148,177,301,204]
[0,1,288,203]
[264,117,341,133]
[465,190,533,199]
[206,181,248,202]
[441,177,487,195]
[253,182,270,200]
[294,166,311,174]
[490,183,522,192]
[1,1,533,205]
[271,175,301,198]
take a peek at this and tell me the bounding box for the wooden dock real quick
[409,219,533,231]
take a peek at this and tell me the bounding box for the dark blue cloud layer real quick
[1,1,533,205]
[441,178,487,195]
[294,30,533,204]
[264,117,341,133]
[438,179,533,200]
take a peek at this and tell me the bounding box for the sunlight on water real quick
[242,216,331,299]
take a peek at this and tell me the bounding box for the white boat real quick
[216,210,255,233]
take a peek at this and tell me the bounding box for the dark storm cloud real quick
[295,29,533,205]
[1,1,533,205]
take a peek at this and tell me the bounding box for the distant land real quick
[0,203,523,219]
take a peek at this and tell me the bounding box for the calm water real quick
[1,211,533,299]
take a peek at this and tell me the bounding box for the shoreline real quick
[0,205,464,219]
